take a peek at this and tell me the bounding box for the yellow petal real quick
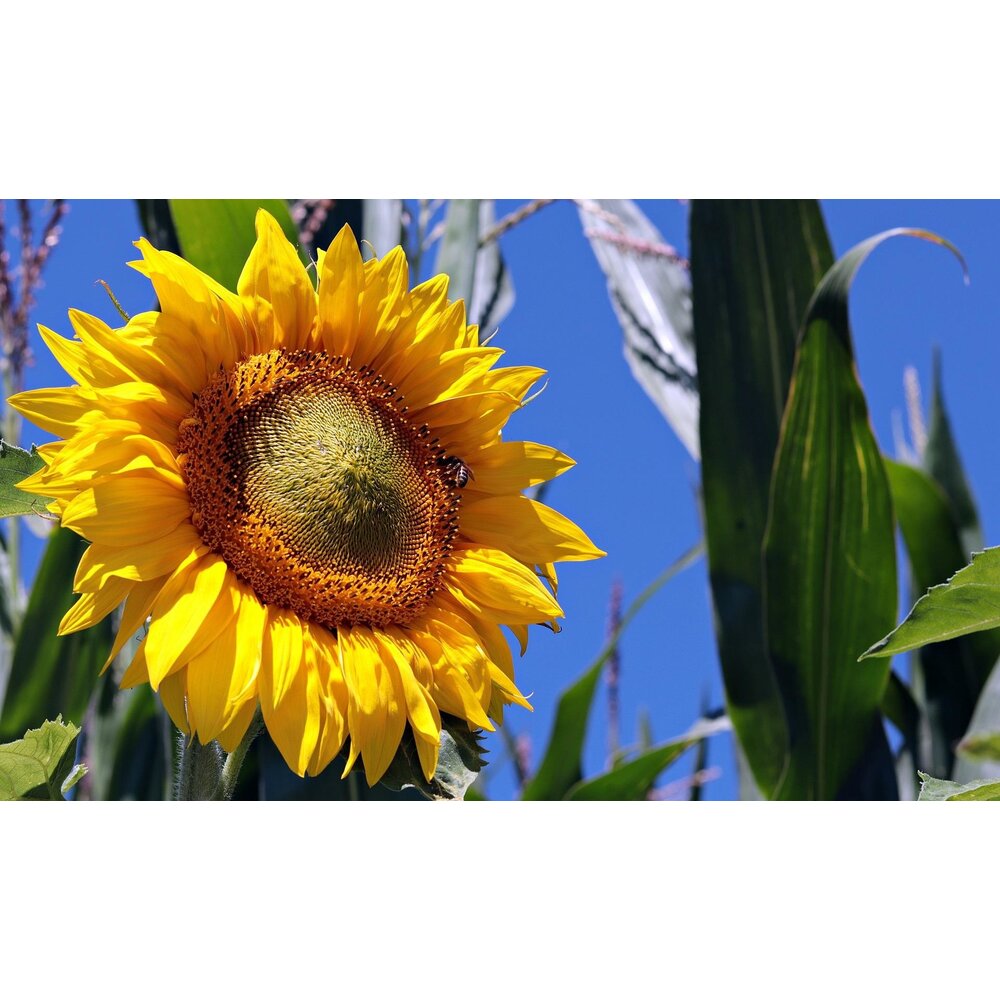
[316,224,364,357]
[445,545,563,624]
[8,387,96,437]
[265,608,305,706]
[58,576,133,636]
[509,624,529,656]
[352,247,409,367]
[237,209,315,352]
[460,495,605,563]
[70,309,207,399]
[304,623,350,777]
[37,325,99,387]
[338,625,406,786]
[74,523,204,592]
[398,347,505,410]
[467,440,575,494]
[104,576,165,672]
[121,638,151,688]
[371,628,441,747]
[60,474,191,547]
[129,240,237,371]
[144,552,238,688]
[258,609,318,777]
[414,736,439,783]
[159,665,190,734]
[217,699,259,753]
[186,581,265,743]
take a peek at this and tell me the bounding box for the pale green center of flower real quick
[232,381,433,576]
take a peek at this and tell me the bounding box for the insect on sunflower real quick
[10,209,604,786]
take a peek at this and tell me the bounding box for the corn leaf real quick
[767,229,965,798]
[691,200,834,798]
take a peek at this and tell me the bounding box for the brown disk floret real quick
[177,349,463,631]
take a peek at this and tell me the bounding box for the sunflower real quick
[10,209,603,787]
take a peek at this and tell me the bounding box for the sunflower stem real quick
[175,732,225,800]
[213,710,264,801]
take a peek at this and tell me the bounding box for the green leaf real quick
[925,350,983,556]
[565,716,731,801]
[434,199,480,307]
[917,770,1000,801]
[168,199,307,292]
[522,540,703,801]
[886,460,967,592]
[887,457,1000,776]
[581,198,699,458]
[691,200,834,798]
[862,547,1000,659]
[520,659,602,801]
[764,229,964,799]
[0,717,81,800]
[0,439,53,519]
[0,527,113,742]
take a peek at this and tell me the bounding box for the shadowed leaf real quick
[0,527,113,742]
[691,200,834,798]
[763,229,964,798]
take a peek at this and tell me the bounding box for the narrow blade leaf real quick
[522,541,703,801]
[691,200,834,797]
[0,527,112,742]
[764,229,964,798]
[565,716,730,800]
[925,350,983,555]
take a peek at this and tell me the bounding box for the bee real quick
[440,455,474,488]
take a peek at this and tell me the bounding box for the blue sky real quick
[12,199,996,800]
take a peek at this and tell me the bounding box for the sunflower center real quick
[177,349,461,630]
